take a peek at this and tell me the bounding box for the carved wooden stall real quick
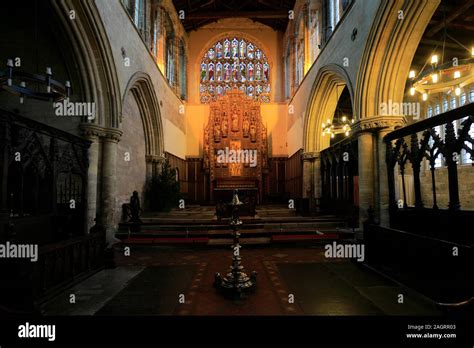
[0,110,90,244]
[203,89,268,213]
[0,109,107,313]
[320,137,359,227]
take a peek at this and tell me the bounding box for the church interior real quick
[0,0,473,343]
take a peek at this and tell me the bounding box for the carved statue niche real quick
[249,123,257,142]
[222,113,229,137]
[243,112,250,137]
[231,109,239,132]
[214,123,221,142]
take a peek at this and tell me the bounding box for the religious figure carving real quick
[231,111,239,132]
[250,124,257,142]
[203,89,269,203]
[222,118,228,137]
[243,118,250,137]
[214,124,221,142]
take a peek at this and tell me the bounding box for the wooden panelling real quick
[285,149,303,199]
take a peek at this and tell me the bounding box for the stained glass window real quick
[200,37,271,103]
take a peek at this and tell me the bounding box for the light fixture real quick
[0,0,71,106]
[0,60,71,104]
[408,16,474,104]
[321,85,353,138]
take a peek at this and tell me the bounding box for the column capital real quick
[80,124,123,143]
[79,123,104,140]
[352,115,406,135]
[302,151,320,160]
[102,127,123,143]
[146,154,166,163]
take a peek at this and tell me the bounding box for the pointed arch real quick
[355,0,440,119]
[51,0,122,128]
[122,72,164,158]
[304,64,354,153]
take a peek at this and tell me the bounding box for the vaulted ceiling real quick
[172,0,296,31]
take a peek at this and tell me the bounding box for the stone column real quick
[101,128,123,244]
[377,128,392,227]
[357,131,375,228]
[353,116,406,229]
[80,124,103,234]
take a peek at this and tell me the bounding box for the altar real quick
[203,89,268,206]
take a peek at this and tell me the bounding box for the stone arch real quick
[122,72,165,159]
[51,0,122,128]
[304,64,354,153]
[355,0,440,119]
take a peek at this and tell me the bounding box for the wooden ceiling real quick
[411,0,474,69]
[172,0,296,31]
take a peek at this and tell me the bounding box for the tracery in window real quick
[200,37,270,103]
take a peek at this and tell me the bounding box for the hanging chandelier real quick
[408,55,473,100]
[407,9,474,101]
[322,115,354,138]
[0,59,71,104]
[0,2,71,105]
[322,84,354,138]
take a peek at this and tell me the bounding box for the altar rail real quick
[320,137,359,227]
[384,102,474,244]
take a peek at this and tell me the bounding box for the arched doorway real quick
[303,65,356,220]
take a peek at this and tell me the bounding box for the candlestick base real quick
[214,270,257,299]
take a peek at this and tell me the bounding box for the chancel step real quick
[116,206,353,245]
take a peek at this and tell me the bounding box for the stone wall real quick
[95,0,187,158]
[286,0,382,156]
[420,164,474,210]
[115,92,147,225]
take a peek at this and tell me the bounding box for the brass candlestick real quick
[214,190,257,299]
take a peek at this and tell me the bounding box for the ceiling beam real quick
[426,0,474,37]
[184,10,289,19]
[257,0,282,9]
[420,38,468,51]
[430,21,474,32]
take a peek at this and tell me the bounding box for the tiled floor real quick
[41,245,441,316]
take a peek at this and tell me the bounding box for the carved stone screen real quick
[200,37,270,104]
[203,89,268,201]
